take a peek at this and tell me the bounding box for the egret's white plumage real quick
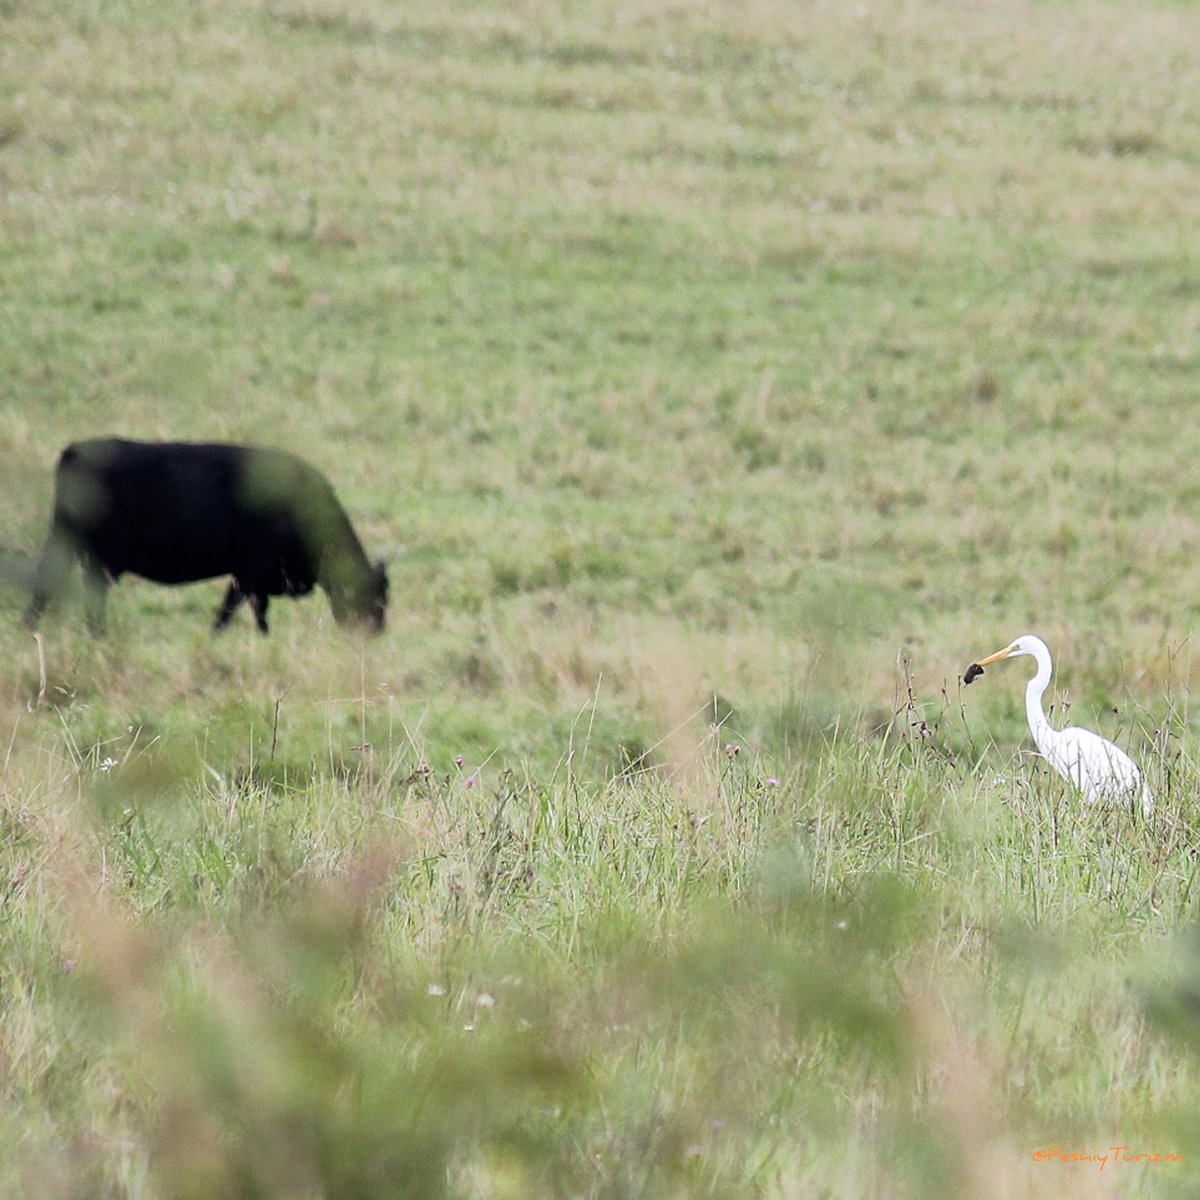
[971,634,1153,818]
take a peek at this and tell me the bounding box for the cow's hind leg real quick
[213,581,245,632]
[81,558,110,636]
[24,527,76,629]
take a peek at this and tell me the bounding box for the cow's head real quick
[365,559,389,633]
[332,558,388,633]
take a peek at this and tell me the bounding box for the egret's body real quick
[971,635,1153,818]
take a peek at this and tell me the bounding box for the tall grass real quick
[1,695,1197,1196]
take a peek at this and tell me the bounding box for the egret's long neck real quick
[1025,652,1056,753]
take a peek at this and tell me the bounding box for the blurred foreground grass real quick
[2,682,1199,1197]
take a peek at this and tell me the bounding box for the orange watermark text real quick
[1031,1145,1182,1171]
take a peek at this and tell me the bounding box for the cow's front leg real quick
[249,593,270,635]
[213,581,245,631]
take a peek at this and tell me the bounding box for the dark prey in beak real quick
[963,662,985,685]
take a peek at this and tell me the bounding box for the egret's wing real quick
[1047,726,1147,802]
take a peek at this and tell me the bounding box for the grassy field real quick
[3,0,1200,1195]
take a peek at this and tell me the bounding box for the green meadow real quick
[3,0,1200,1194]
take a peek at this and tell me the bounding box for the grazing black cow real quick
[24,439,388,635]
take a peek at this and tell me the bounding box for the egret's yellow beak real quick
[964,643,1014,685]
[975,646,1015,667]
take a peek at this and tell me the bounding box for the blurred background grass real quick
[2,0,1200,1194]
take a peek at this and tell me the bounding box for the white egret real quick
[965,634,1153,818]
